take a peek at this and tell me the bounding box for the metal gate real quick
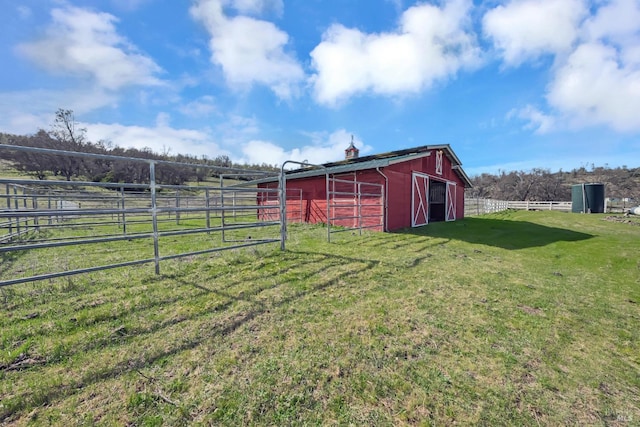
[327,173,384,241]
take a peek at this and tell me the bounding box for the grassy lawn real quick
[1,210,639,425]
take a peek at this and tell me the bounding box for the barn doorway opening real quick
[412,173,457,227]
[429,180,447,222]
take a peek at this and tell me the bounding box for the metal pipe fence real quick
[327,173,384,241]
[0,144,283,287]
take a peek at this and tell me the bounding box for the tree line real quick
[0,110,279,185]
[468,166,640,202]
[2,110,639,199]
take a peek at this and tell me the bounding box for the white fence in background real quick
[465,198,572,216]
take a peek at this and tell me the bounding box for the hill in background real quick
[469,167,640,202]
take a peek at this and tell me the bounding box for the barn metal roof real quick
[255,144,472,187]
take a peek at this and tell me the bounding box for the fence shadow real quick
[0,247,380,421]
[394,216,593,250]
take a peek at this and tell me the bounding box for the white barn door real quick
[412,172,429,227]
[446,182,456,221]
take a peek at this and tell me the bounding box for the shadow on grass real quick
[395,216,593,250]
[0,249,379,422]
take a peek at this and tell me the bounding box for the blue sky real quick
[1,0,639,176]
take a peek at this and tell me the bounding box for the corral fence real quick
[465,198,573,216]
[259,161,385,243]
[327,173,384,240]
[1,182,78,243]
[0,144,285,287]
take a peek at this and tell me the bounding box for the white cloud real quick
[230,0,283,16]
[542,0,640,131]
[508,105,555,133]
[485,0,640,133]
[309,0,481,106]
[215,115,261,147]
[482,0,587,66]
[16,6,163,91]
[179,96,218,117]
[240,129,372,166]
[582,0,640,44]
[385,0,404,12]
[84,120,229,158]
[547,42,640,131]
[190,0,304,99]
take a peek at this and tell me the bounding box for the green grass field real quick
[1,210,639,425]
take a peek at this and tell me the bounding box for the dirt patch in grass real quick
[518,305,545,316]
[0,353,46,372]
[603,215,640,226]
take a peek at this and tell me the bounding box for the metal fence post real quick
[175,189,181,225]
[358,182,362,235]
[279,168,287,250]
[220,175,226,242]
[32,191,39,231]
[13,185,20,236]
[205,188,211,233]
[326,173,331,243]
[120,186,127,234]
[47,191,52,225]
[299,189,303,222]
[149,162,160,275]
[6,184,12,236]
[233,191,237,219]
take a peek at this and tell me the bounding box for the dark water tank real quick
[572,183,605,213]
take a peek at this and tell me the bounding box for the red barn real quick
[258,144,472,232]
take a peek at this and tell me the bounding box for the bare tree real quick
[48,109,87,180]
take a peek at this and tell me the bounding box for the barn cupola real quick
[345,135,359,160]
